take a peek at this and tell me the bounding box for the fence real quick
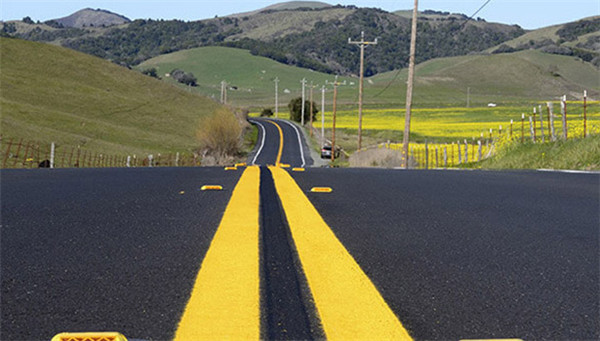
[1,138,201,169]
[381,96,599,169]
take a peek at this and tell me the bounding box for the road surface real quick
[1,117,598,340]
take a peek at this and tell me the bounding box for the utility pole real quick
[321,85,326,147]
[349,31,378,150]
[467,87,470,108]
[402,0,418,168]
[309,81,315,137]
[326,76,346,162]
[301,78,307,125]
[274,77,279,118]
[220,80,227,104]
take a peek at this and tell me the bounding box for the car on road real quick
[321,145,340,159]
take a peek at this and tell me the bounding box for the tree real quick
[260,108,273,117]
[141,67,159,78]
[170,68,197,86]
[288,97,318,123]
[22,16,35,25]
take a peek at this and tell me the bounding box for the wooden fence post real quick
[539,104,545,143]
[561,95,567,140]
[2,138,13,168]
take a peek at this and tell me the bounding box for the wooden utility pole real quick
[583,90,587,138]
[349,31,378,150]
[402,0,418,168]
[326,76,346,162]
[274,77,279,118]
[309,81,314,136]
[301,78,307,125]
[321,85,326,147]
[220,80,227,104]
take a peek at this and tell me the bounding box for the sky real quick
[1,0,599,30]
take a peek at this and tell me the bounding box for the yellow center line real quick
[174,166,260,340]
[266,120,284,166]
[269,166,413,340]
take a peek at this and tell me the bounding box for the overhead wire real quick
[370,0,494,99]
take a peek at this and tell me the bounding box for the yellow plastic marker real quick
[52,332,127,341]
[310,187,332,193]
[279,163,291,168]
[179,191,185,195]
[460,339,523,341]
[270,166,412,340]
[235,162,247,167]
[224,166,237,171]
[200,185,223,191]
[175,166,260,340]
[292,167,305,172]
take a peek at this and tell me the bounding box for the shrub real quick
[260,108,273,117]
[288,97,318,123]
[196,108,242,159]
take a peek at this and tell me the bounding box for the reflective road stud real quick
[52,332,128,341]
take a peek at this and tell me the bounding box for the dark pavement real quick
[1,167,242,341]
[290,168,600,340]
[248,118,312,168]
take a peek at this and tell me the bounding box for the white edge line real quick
[249,120,266,165]
[538,169,600,174]
[278,119,306,168]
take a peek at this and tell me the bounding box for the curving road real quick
[248,118,312,167]
[1,117,598,341]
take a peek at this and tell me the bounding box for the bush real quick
[170,68,197,86]
[260,108,273,117]
[196,108,242,159]
[288,97,318,123]
[141,67,159,78]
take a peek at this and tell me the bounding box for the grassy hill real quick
[136,46,355,109]
[138,46,599,110]
[0,37,223,156]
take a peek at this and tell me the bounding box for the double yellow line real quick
[174,166,412,340]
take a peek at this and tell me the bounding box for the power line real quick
[370,0,494,99]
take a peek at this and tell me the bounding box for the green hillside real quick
[138,46,599,110]
[0,37,223,156]
[136,46,354,109]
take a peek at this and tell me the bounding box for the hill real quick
[137,46,599,109]
[0,37,223,156]
[3,5,525,75]
[487,16,600,66]
[136,46,354,109]
[229,1,332,17]
[52,8,131,28]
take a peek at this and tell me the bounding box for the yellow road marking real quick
[266,120,284,165]
[224,166,237,171]
[235,162,247,167]
[52,332,128,341]
[279,163,291,168]
[310,187,332,193]
[270,166,412,340]
[292,167,305,172]
[175,166,260,340]
[200,185,223,191]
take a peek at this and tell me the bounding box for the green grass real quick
[139,46,599,112]
[1,37,224,157]
[474,134,600,170]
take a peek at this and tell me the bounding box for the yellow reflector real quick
[235,162,247,167]
[292,167,305,172]
[310,187,332,193]
[51,332,127,341]
[278,163,291,168]
[201,185,223,191]
[224,166,237,171]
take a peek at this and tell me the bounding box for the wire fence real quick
[381,96,599,169]
[1,138,201,169]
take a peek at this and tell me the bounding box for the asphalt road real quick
[290,168,600,340]
[248,118,312,167]
[2,117,599,340]
[1,167,242,340]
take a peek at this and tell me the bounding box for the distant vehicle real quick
[321,145,340,159]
